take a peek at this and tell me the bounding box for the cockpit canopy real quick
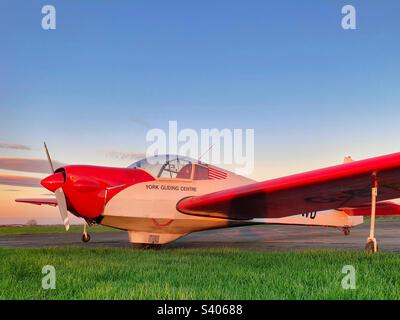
[128,154,224,180]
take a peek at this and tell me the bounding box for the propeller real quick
[44,142,70,231]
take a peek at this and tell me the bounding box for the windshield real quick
[128,155,196,179]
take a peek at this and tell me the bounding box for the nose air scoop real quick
[41,172,65,192]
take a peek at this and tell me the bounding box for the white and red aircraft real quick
[16,144,400,253]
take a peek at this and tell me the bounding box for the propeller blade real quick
[55,188,70,231]
[43,142,69,231]
[44,142,55,174]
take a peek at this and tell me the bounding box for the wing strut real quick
[366,174,379,253]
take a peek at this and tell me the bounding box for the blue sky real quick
[0,0,400,199]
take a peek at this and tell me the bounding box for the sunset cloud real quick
[129,116,151,129]
[0,158,66,174]
[0,142,31,150]
[0,174,41,188]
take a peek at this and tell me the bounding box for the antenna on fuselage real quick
[198,144,215,162]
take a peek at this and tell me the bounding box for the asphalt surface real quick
[1,221,400,252]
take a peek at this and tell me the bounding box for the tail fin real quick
[343,156,354,164]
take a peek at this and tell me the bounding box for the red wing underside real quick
[15,198,58,207]
[177,153,400,220]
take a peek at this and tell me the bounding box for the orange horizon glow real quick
[0,184,82,225]
[2,147,400,225]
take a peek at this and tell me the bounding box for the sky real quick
[1,0,400,224]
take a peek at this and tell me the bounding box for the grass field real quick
[0,225,121,236]
[1,247,400,299]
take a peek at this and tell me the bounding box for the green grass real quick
[1,247,400,299]
[0,225,121,236]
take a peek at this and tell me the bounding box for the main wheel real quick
[365,240,378,253]
[82,233,91,243]
[343,227,350,236]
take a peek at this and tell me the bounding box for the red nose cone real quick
[41,172,65,192]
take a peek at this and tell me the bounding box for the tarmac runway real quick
[1,221,400,252]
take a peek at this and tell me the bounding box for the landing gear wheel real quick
[343,227,351,236]
[82,233,91,243]
[365,239,378,253]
